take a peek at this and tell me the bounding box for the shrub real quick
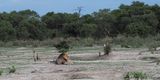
[154,34,160,41]
[113,35,143,48]
[104,42,111,55]
[124,71,147,80]
[121,44,131,48]
[96,37,113,45]
[79,38,94,46]
[0,20,16,41]
[0,69,3,75]
[54,41,70,53]
[8,65,16,73]
[146,41,160,54]
[125,22,152,37]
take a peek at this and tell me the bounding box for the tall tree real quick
[0,20,16,41]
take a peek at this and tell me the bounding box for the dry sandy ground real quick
[0,47,160,80]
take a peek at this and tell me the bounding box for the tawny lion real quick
[55,52,72,65]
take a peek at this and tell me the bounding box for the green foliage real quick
[63,22,81,37]
[79,38,94,46]
[17,18,49,40]
[80,23,97,37]
[93,9,116,38]
[113,35,143,48]
[54,41,70,53]
[104,42,111,55]
[18,9,39,17]
[65,37,95,47]
[0,1,160,42]
[147,41,160,54]
[124,71,147,80]
[0,20,16,41]
[16,20,30,39]
[121,44,131,48]
[125,22,152,37]
[8,65,16,73]
[0,69,3,75]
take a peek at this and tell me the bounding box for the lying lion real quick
[55,52,73,65]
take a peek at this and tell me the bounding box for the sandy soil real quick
[0,47,159,80]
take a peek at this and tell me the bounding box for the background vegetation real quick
[0,1,160,47]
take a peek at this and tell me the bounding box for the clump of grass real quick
[8,65,16,73]
[124,71,148,80]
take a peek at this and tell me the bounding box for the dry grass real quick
[0,46,159,80]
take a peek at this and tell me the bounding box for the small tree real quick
[54,41,70,53]
[104,42,111,55]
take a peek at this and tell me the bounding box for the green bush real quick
[0,69,3,75]
[8,65,16,73]
[104,42,111,55]
[0,20,16,41]
[113,35,144,48]
[146,41,160,54]
[125,22,152,37]
[121,44,130,48]
[124,71,147,80]
[54,41,70,53]
[80,38,94,47]
[154,34,160,41]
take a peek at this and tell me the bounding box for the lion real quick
[55,52,72,65]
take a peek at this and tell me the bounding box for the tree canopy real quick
[0,1,160,41]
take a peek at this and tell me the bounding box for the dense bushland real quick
[0,1,160,47]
